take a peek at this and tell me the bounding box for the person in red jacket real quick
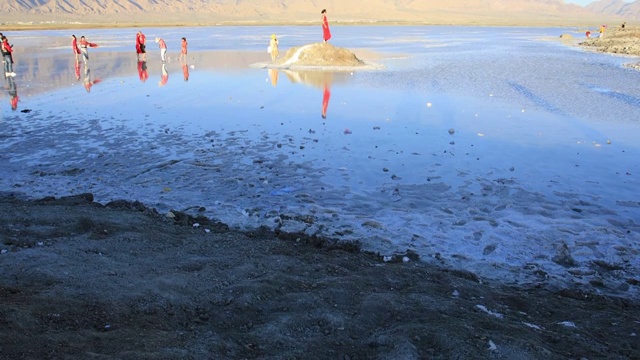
[71,35,81,64]
[1,36,15,77]
[79,36,98,64]
[136,31,146,60]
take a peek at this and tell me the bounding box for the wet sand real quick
[0,193,638,359]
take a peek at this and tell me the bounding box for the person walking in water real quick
[155,37,167,63]
[136,30,146,60]
[79,36,98,64]
[179,37,188,63]
[268,34,279,62]
[321,9,331,43]
[1,35,15,77]
[71,35,81,64]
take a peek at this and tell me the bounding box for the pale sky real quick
[565,0,632,5]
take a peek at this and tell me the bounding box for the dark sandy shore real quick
[0,193,638,359]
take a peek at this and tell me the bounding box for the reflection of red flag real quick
[322,85,331,119]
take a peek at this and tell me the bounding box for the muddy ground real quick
[0,193,638,359]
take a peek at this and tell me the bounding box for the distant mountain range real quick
[0,0,636,26]
[587,0,640,20]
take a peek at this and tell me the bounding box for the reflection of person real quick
[268,34,279,62]
[179,37,188,63]
[74,61,80,81]
[182,63,189,82]
[159,63,168,87]
[79,36,98,64]
[137,60,148,83]
[268,68,278,87]
[71,35,81,63]
[1,36,16,77]
[322,83,331,119]
[136,31,146,60]
[155,37,167,63]
[83,66,101,93]
[321,9,331,43]
[5,75,18,110]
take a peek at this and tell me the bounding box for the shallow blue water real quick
[1,26,639,290]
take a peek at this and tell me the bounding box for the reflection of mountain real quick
[282,70,351,90]
[0,0,629,24]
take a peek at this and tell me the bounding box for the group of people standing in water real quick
[1,8,332,111]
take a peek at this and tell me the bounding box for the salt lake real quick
[1,25,638,295]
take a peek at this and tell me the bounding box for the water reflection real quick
[137,60,149,83]
[180,57,189,82]
[159,63,169,87]
[273,70,352,119]
[4,75,18,110]
[268,68,278,86]
[182,64,189,81]
[322,82,331,119]
[83,66,101,93]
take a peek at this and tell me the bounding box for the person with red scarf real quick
[71,35,81,63]
[321,9,331,43]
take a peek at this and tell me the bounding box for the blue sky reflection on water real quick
[1,26,639,293]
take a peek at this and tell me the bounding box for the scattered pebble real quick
[488,340,497,351]
[475,305,504,319]
[523,322,544,330]
[1,249,7,254]
[205,229,211,233]
[452,290,460,297]
[402,256,410,263]
[166,211,176,219]
[448,128,455,135]
[427,102,432,108]
[193,223,200,228]
[558,321,576,328]
[383,256,392,262]
[344,128,352,135]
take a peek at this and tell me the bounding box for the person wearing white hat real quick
[155,37,167,63]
